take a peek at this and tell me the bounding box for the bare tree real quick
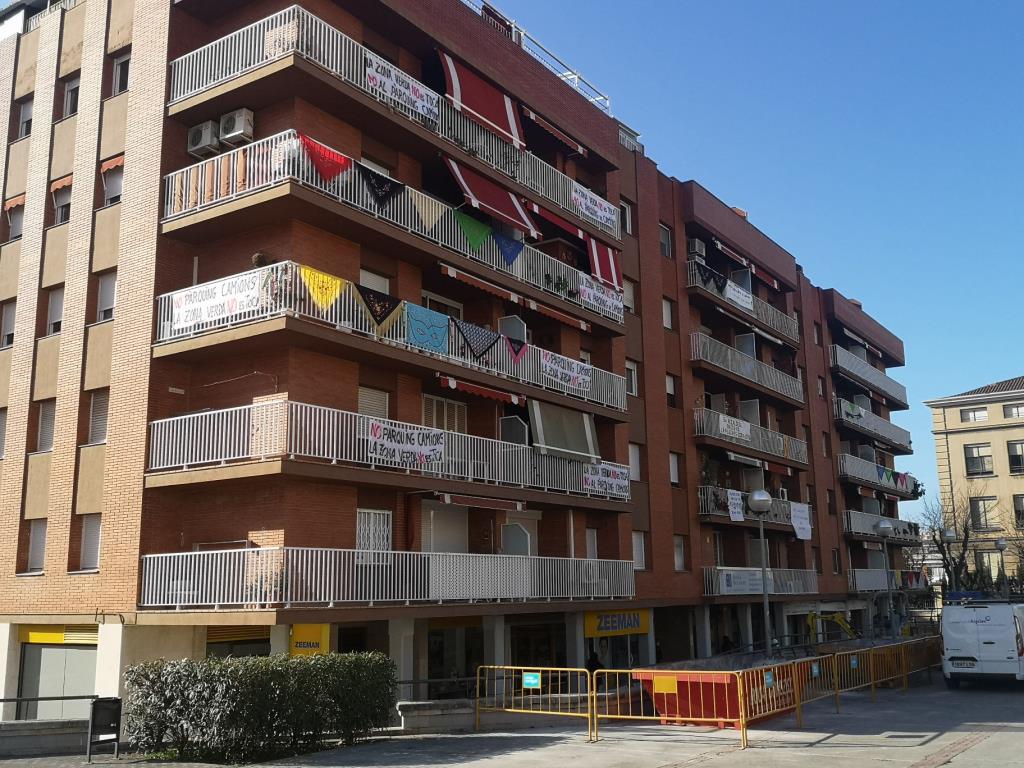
[921,491,983,591]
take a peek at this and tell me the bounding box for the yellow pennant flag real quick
[299,265,345,311]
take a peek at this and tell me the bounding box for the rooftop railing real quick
[26,0,80,31]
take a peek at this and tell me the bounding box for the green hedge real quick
[123,652,397,763]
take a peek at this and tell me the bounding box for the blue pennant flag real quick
[492,230,525,266]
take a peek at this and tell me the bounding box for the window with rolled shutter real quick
[79,514,101,570]
[0,408,6,458]
[88,389,109,444]
[422,395,467,433]
[27,519,47,572]
[357,387,389,419]
[37,399,55,452]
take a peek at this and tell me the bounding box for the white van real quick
[941,601,1024,688]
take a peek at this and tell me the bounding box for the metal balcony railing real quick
[833,398,912,453]
[162,131,622,323]
[26,0,80,31]
[686,262,799,344]
[155,262,626,410]
[830,345,908,407]
[847,569,928,593]
[690,333,804,403]
[147,400,631,501]
[697,486,813,528]
[837,454,920,499]
[139,546,635,608]
[166,5,619,238]
[693,408,808,464]
[843,510,921,543]
[702,566,818,596]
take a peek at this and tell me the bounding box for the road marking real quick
[909,727,1004,768]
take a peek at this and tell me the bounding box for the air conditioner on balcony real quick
[219,108,255,147]
[688,238,707,260]
[187,120,220,159]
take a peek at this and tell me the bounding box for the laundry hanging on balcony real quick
[299,265,346,311]
[405,302,450,355]
[527,399,600,463]
[453,210,492,251]
[354,284,403,336]
[356,163,406,208]
[439,51,526,148]
[453,318,500,360]
[522,106,587,156]
[444,157,540,238]
[298,133,352,181]
[492,230,524,266]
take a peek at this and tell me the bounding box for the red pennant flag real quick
[298,133,352,182]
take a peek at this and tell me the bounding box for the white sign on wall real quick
[579,275,624,315]
[583,463,631,498]
[719,569,770,595]
[727,489,746,522]
[541,350,592,392]
[724,281,754,311]
[571,180,618,231]
[718,413,752,442]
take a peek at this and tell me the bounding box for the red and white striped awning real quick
[713,238,781,291]
[587,236,622,291]
[439,51,526,149]
[99,154,124,174]
[439,263,520,304]
[522,107,587,156]
[50,174,73,193]
[526,200,585,240]
[3,194,25,211]
[439,375,523,405]
[445,157,539,237]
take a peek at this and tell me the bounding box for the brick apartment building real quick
[0,0,921,714]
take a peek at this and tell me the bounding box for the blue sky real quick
[499,0,1024,520]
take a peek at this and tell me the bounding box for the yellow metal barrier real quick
[475,665,593,740]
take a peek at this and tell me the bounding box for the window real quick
[974,550,997,579]
[1009,441,1024,474]
[821,432,831,458]
[831,548,842,574]
[622,278,635,313]
[806,484,816,504]
[969,496,999,530]
[97,271,116,321]
[658,224,673,258]
[964,443,993,476]
[0,407,6,457]
[628,442,641,481]
[7,204,23,240]
[579,349,591,366]
[37,399,55,452]
[619,200,633,235]
[102,166,123,206]
[632,531,646,570]
[827,488,836,515]
[112,54,130,95]
[673,535,687,571]
[88,389,109,444]
[960,407,988,423]
[356,508,392,563]
[63,77,80,118]
[624,360,638,396]
[812,546,822,574]
[359,268,389,294]
[813,322,822,346]
[46,287,63,335]
[79,514,101,571]
[666,374,678,407]
[17,98,32,138]
[817,376,825,398]
[662,298,674,329]
[669,452,680,486]
[421,291,462,319]
[585,527,598,559]
[1003,403,1024,419]
[1014,495,1024,529]
[53,186,71,225]
[357,386,389,419]
[360,156,392,177]
[422,394,466,433]
[26,519,47,572]
[1,299,14,346]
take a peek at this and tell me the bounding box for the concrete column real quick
[694,606,713,659]
[772,604,787,648]
[388,618,416,700]
[564,612,585,668]
[483,615,506,666]
[738,604,754,652]
[96,624,201,699]
[0,624,19,720]
[270,625,290,655]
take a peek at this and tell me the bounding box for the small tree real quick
[922,491,981,591]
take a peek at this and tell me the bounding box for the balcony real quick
[848,569,928,593]
[843,509,921,545]
[148,401,631,502]
[690,333,804,405]
[837,454,920,500]
[830,345,908,409]
[155,262,626,411]
[693,408,807,465]
[139,546,635,609]
[167,6,619,239]
[698,486,813,528]
[162,131,622,324]
[686,262,799,345]
[833,398,912,454]
[702,566,818,596]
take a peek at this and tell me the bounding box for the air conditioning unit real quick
[219,108,254,147]
[187,120,220,159]
[688,238,707,259]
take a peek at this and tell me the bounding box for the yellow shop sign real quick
[584,610,650,638]
[289,624,331,656]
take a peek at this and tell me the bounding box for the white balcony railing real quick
[833,398,912,453]
[139,546,635,608]
[162,131,622,324]
[686,262,799,343]
[693,408,807,464]
[843,510,921,543]
[697,486,813,528]
[830,345,908,407]
[690,333,804,403]
[166,5,619,238]
[26,0,80,31]
[702,566,818,596]
[148,401,631,501]
[155,262,626,410]
[848,569,928,593]
[837,454,920,499]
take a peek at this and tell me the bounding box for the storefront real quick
[17,625,97,720]
[584,609,652,669]
[206,625,271,658]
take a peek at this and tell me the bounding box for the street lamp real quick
[941,528,959,593]
[875,518,897,641]
[748,489,774,656]
[995,538,1009,600]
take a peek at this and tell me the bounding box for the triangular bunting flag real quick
[492,230,525,266]
[298,265,346,311]
[877,465,886,481]
[505,336,529,364]
[454,211,491,251]
[410,193,447,231]
[453,318,500,360]
[355,163,405,208]
[298,134,352,182]
[354,284,404,336]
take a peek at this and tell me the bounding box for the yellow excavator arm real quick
[807,611,858,639]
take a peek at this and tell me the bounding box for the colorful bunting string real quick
[354,284,404,336]
[454,211,491,251]
[298,134,352,181]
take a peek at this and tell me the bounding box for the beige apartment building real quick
[927,375,1024,582]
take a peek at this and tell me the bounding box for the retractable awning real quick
[3,194,24,211]
[100,154,124,174]
[527,399,599,463]
[440,51,525,148]
[50,175,73,193]
[522,107,587,156]
[444,157,539,237]
[587,236,622,291]
[526,200,585,240]
[439,375,523,405]
[439,263,520,304]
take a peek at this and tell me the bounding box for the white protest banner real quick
[571,180,618,231]
[790,502,812,541]
[541,350,592,392]
[171,272,263,331]
[579,275,624,316]
[583,463,631,498]
[367,420,444,465]
[718,413,752,442]
[724,281,754,311]
[719,569,769,595]
[364,50,440,125]
[727,489,746,522]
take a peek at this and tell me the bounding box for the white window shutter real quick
[422,395,466,433]
[631,531,645,570]
[80,515,101,570]
[357,387,389,419]
[356,509,392,551]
